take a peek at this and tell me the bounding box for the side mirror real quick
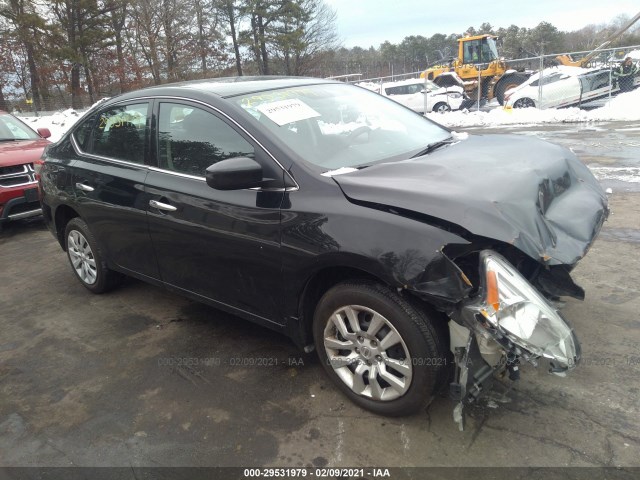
[37,128,51,139]
[205,157,264,190]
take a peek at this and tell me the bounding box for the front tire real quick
[65,217,122,293]
[432,102,451,113]
[313,282,448,416]
[513,97,536,109]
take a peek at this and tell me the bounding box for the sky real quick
[324,0,640,48]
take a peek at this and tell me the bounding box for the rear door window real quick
[530,73,564,87]
[90,103,149,164]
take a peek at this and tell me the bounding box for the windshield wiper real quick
[0,138,18,142]
[410,137,455,158]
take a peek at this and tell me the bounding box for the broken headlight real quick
[479,251,580,373]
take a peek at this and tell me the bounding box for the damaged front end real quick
[447,250,581,430]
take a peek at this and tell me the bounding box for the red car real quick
[0,110,51,231]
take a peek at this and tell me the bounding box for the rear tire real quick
[313,281,448,416]
[64,217,122,293]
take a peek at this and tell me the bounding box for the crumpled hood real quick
[333,134,609,266]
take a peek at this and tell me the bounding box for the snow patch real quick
[428,88,640,128]
[589,166,640,183]
[17,98,109,142]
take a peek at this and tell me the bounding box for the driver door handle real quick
[75,182,94,192]
[149,199,177,212]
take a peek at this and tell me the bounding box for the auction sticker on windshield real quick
[257,99,321,126]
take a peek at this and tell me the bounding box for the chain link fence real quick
[351,44,640,113]
[502,44,640,110]
[6,44,640,117]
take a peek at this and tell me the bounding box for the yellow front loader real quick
[421,34,530,105]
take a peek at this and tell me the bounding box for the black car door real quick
[66,101,159,280]
[145,100,287,324]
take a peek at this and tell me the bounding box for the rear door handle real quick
[75,182,94,192]
[149,199,177,212]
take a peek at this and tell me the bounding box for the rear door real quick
[66,101,159,280]
[145,100,287,323]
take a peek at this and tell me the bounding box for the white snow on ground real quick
[20,108,83,142]
[588,166,640,183]
[427,88,640,128]
[17,98,109,142]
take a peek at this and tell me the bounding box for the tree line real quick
[324,17,640,81]
[0,0,339,110]
[1,1,638,112]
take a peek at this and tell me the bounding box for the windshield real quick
[485,37,499,61]
[0,114,39,141]
[232,83,451,171]
[424,80,441,92]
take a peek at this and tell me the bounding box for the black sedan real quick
[39,77,608,421]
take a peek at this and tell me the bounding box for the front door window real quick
[157,103,255,176]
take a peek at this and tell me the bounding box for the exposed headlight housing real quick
[478,251,580,373]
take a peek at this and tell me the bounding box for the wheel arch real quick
[295,264,384,348]
[293,256,457,348]
[54,204,80,250]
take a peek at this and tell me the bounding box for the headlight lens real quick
[479,252,579,372]
[448,92,462,99]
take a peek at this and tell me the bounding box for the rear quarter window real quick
[73,114,96,151]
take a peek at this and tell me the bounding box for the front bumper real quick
[0,187,42,222]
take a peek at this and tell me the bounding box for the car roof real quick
[526,65,605,84]
[131,76,338,98]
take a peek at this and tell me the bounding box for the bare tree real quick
[219,0,243,75]
[105,0,128,92]
[188,0,227,77]
[129,0,163,84]
[284,0,339,76]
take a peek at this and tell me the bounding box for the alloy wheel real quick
[323,305,413,401]
[514,97,536,108]
[67,230,97,285]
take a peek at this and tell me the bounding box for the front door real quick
[145,101,286,323]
